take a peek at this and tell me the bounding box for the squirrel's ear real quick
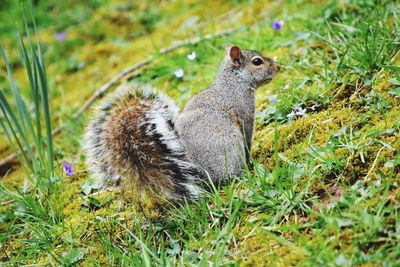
[227,45,242,67]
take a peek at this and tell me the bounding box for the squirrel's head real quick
[222,45,280,88]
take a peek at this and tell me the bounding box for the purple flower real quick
[62,161,74,176]
[55,32,67,42]
[272,20,284,31]
[268,96,276,104]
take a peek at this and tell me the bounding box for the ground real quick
[0,0,399,266]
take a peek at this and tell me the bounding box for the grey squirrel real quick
[83,45,280,202]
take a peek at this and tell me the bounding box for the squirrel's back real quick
[83,84,201,202]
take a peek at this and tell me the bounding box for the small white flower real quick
[174,68,184,78]
[272,56,278,62]
[295,107,307,117]
[287,112,296,119]
[23,178,29,193]
[335,254,349,266]
[283,83,290,90]
[187,51,196,61]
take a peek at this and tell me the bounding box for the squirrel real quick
[83,45,280,203]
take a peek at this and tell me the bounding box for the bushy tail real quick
[83,83,201,201]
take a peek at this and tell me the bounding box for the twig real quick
[364,145,386,182]
[0,29,234,169]
[0,127,62,168]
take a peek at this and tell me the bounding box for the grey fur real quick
[83,46,279,201]
[176,47,280,182]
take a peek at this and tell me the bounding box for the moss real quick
[1,0,398,265]
[253,106,357,167]
[237,226,308,266]
[253,64,399,179]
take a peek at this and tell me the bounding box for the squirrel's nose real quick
[276,64,281,72]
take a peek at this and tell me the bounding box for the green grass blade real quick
[18,33,44,160]
[32,52,53,173]
[20,34,45,169]
[0,46,28,135]
[27,1,45,70]
[0,90,38,172]
[0,105,31,175]
[22,5,53,173]
[0,45,40,171]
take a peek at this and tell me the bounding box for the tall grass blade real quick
[0,92,37,174]
[18,33,43,161]
[0,98,31,175]
[0,4,54,177]
[0,46,40,172]
[23,5,54,173]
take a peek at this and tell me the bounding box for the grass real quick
[0,0,399,265]
[1,6,54,177]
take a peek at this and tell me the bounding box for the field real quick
[0,0,399,265]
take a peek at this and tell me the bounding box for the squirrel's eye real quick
[252,57,263,66]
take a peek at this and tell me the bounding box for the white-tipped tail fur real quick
[83,83,202,201]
